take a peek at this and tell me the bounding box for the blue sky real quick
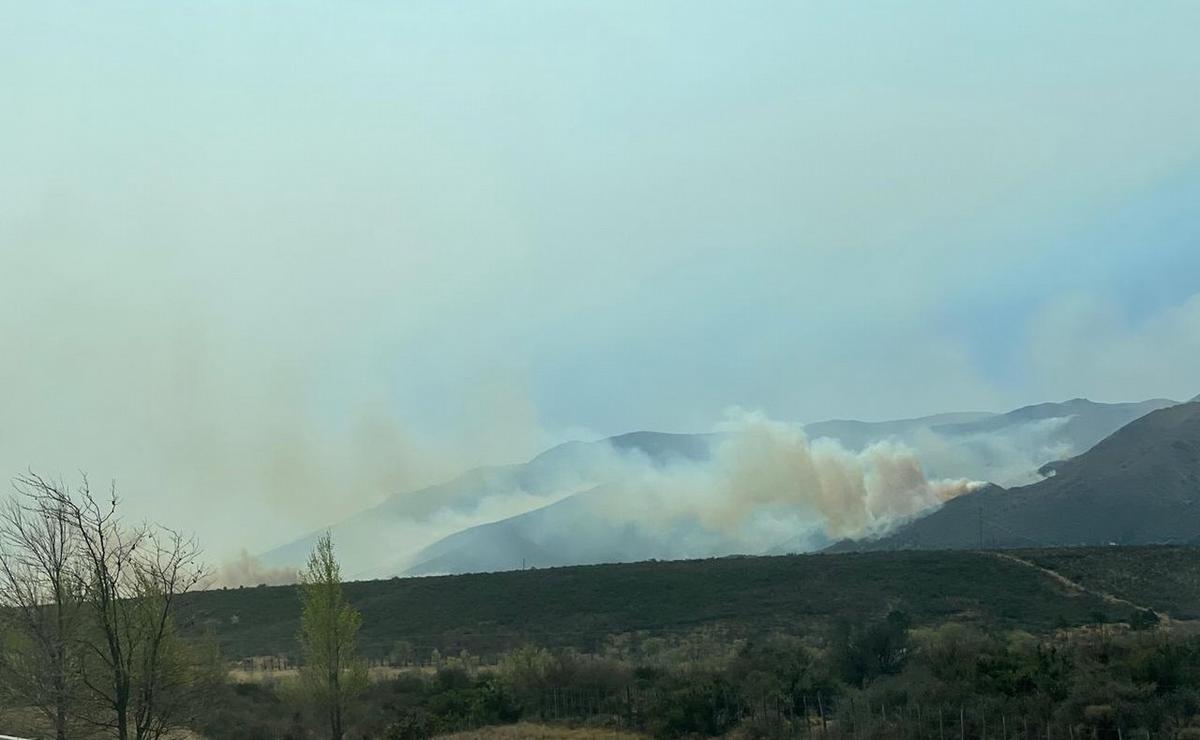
[2,2,1199,552]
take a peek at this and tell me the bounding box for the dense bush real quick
[194,681,307,740]
[193,617,1200,739]
[645,672,741,738]
[831,610,911,688]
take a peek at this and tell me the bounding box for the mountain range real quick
[262,396,1183,578]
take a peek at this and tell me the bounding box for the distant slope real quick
[933,398,1178,457]
[806,399,1177,484]
[803,411,995,451]
[261,431,717,577]
[833,401,1200,551]
[402,484,739,576]
[606,430,716,461]
[180,548,1163,662]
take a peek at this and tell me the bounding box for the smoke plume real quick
[208,550,299,588]
[584,412,980,550]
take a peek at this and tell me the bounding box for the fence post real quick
[960,706,966,740]
[940,708,946,740]
[818,692,828,734]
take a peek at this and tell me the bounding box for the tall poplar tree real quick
[297,532,364,739]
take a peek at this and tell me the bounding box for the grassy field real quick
[173,547,1200,663]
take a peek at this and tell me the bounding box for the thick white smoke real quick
[581,412,980,551]
[905,416,1076,486]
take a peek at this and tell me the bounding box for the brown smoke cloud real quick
[207,549,299,588]
[586,412,981,548]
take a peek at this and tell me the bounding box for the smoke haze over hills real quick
[2,3,1200,570]
[256,398,1176,580]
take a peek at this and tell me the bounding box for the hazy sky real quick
[2,3,1199,556]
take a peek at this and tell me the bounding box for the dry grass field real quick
[435,724,647,739]
[227,663,429,683]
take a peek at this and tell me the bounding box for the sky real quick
[2,2,1199,557]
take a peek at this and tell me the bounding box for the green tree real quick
[833,609,912,688]
[298,532,365,739]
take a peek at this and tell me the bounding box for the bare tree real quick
[0,473,86,740]
[127,528,214,739]
[41,475,206,740]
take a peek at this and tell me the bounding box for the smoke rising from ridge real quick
[208,550,299,588]
[261,411,986,578]
[583,412,981,549]
[6,0,1200,575]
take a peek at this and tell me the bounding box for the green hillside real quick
[1022,546,1200,618]
[176,547,1199,662]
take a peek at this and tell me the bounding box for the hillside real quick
[401,482,757,576]
[176,547,1187,663]
[833,401,1200,551]
[802,410,994,451]
[1021,547,1200,619]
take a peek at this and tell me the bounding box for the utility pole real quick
[978,507,984,548]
